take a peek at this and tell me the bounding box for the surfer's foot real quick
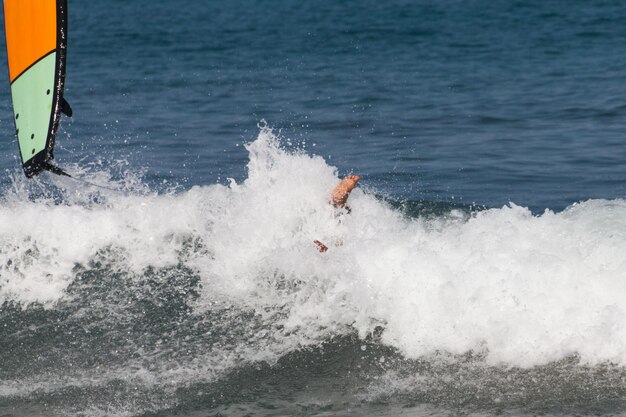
[331,175,361,208]
[314,240,328,253]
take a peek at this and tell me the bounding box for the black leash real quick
[42,162,71,177]
[42,162,126,193]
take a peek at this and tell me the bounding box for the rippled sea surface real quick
[1,1,626,416]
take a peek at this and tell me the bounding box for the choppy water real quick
[1,1,626,416]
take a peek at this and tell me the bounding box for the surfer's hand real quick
[314,240,328,252]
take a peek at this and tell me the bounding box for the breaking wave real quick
[1,126,626,415]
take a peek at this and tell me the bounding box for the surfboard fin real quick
[60,97,73,117]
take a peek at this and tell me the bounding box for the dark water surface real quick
[1,1,626,416]
[2,0,626,209]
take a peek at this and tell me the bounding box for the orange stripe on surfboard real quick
[4,0,57,83]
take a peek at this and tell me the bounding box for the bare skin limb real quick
[314,175,361,252]
[313,240,328,252]
[330,175,361,208]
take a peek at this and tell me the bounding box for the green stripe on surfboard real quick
[11,52,56,163]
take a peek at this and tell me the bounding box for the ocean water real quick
[1,1,626,416]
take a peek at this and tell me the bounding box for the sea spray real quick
[1,128,626,416]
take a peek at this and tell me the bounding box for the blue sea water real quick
[2,0,626,209]
[1,1,626,416]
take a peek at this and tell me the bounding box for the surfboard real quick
[3,0,72,177]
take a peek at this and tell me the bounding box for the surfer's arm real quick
[330,175,361,208]
[314,175,361,252]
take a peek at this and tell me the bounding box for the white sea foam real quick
[1,126,626,368]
